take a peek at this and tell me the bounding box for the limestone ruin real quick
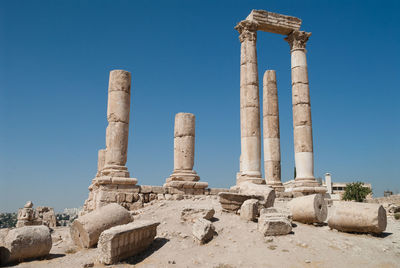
[235,10,326,195]
[1,8,396,268]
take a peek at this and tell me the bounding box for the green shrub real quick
[395,213,400,220]
[342,182,372,202]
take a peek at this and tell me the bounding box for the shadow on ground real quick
[124,238,169,265]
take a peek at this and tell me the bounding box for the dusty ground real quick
[9,196,400,268]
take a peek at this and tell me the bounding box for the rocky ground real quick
[8,196,400,268]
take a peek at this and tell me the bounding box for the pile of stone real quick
[180,206,217,244]
[16,201,56,228]
[70,203,159,265]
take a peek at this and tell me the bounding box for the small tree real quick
[342,182,372,202]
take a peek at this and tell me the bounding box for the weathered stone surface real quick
[192,218,215,244]
[260,207,293,221]
[288,194,327,224]
[388,204,400,214]
[235,19,263,185]
[246,10,302,35]
[263,70,284,192]
[240,199,259,221]
[218,192,264,213]
[236,181,276,208]
[70,203,132,248]
[24,201,33,208]
[36,207,56,228]
[258,213,292,236]
[328,202,387,234]
[0,226,52,265]
[181,207,215,222]
[97,221,160,265]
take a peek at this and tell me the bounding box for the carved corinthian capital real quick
[235,20,259,43]
[285,30,312,50]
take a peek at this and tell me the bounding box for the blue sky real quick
[1,0,399,212]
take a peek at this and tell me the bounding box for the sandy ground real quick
[8,196,400,268]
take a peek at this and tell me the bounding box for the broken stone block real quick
[236,181,276,208]
[240,199,259,221]
[0,226,52,265]
[260,207,292,221]
[328,202,387,234]
[218,192,264,213]
[97,221,160,265]
[288,194,327,224]
[388,204,400,214]
[192,218,215,244]
[258,213,292,236]
[181,207,215,222]
[70,203,132,248]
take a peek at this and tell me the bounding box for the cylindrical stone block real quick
[263,70,281,185]
[174,113,195,171]
[0,226,52,265]
[288,194,327,224]
[328,202,387,234]
[70,203,132,248]
[104,70,131,169]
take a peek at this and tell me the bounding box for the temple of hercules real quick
[235,10,326,195]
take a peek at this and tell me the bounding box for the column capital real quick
[284,30,311,51]
[235,20,259,43]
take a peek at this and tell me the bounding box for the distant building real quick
[323,173,372,200]
[384,191,393,197]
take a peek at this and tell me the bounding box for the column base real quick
[101,165,130,178]
[83,176,139,213]
[236,172,265,185]
[164,169,207,190]
[166,169,200,182]
[266,181,285,192]
[291,178,327,196]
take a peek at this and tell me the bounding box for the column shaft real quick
[235,20,263,185]
[285,31,315,182]
[263,70,284,191]
[102,70,131,177]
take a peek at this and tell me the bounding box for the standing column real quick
[285,31,324,193]
[235,20,263,185]
[165,113,208,190]
[101,70,131,178]
[263,70,284,191]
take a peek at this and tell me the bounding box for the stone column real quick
[285,31,325,194]
[325,173,332,194]
[168,113,199,182]
[235,20,263,185]
[101,70,131,178]
[263,70,284,191]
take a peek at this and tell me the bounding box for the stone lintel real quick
[246,9,302,35]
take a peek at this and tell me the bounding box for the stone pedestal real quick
[263,70,284,192]
[235,20,263,185]
[84,70,138,212]
[165,113,207,191]
[285,31,325,195]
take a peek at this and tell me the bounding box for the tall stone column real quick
[101,70,132,178]
[285,31,325,194]
[165,113,208,191]
[263,70,284,191]
[235,20,263,185]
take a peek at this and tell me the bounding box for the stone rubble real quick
[97,220,160,265]
[70,203,132,248]
[240,199,259,222]
[192,218,216,244]
[181,207,215,222]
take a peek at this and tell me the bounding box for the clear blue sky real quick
[1,0,399,212]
